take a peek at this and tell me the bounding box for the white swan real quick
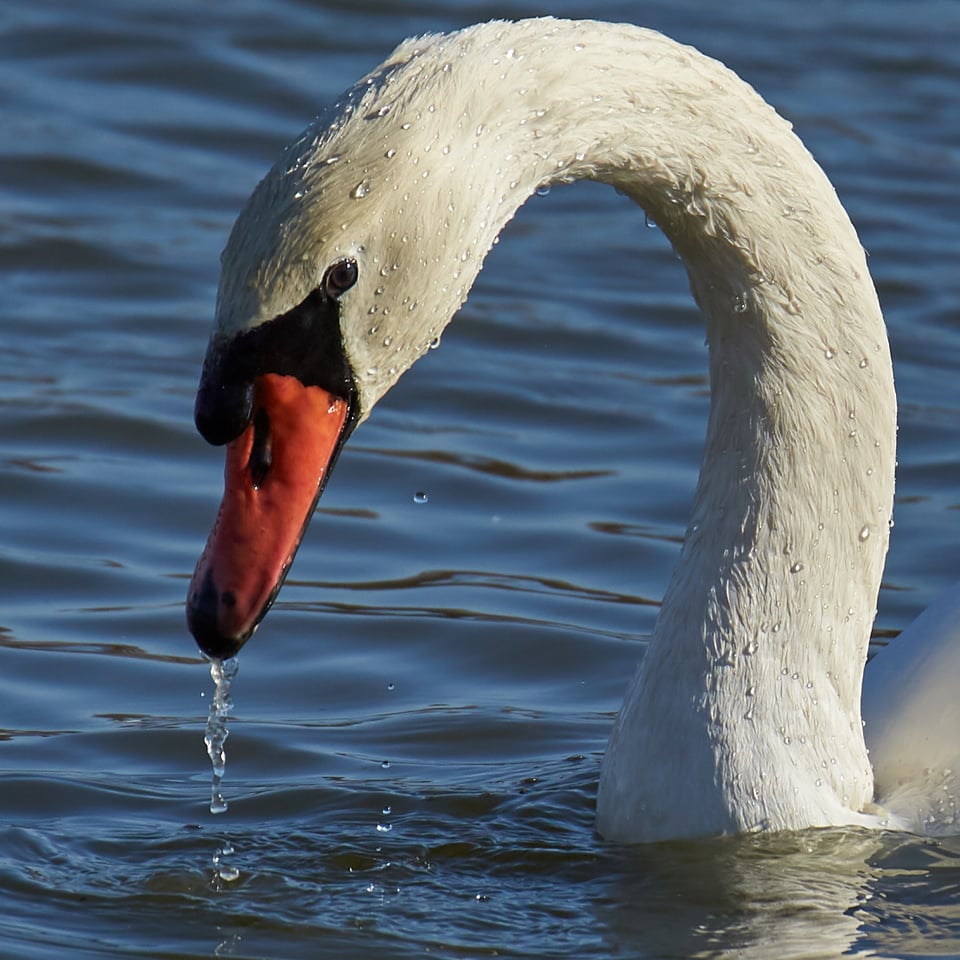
[187,18,960,843]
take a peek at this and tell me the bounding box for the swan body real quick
[187,18,960,842]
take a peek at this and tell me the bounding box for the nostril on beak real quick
[249,408,272,489]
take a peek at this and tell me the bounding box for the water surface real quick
[2,1,960,957]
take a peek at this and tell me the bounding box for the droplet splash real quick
[204,656,238,816]
[212,841,240,884]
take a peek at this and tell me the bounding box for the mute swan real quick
[187,18,960,842]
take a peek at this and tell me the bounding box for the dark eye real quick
[323,258,359,300]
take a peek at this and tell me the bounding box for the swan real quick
[186,18,960,843]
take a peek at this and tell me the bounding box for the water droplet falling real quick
[413,491,429,504]
[212,842,240,883]
[204,656,238,815]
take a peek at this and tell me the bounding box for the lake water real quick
[2,1,960,957]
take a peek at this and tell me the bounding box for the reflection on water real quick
[604,831,960,957]
[605,831,879,958]
[1,0,959,956]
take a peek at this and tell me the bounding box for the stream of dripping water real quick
[204,657,240,884]
[204,656,238,814]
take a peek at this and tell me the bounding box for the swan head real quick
[187,30,523,657]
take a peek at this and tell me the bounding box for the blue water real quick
[2,1,960,957]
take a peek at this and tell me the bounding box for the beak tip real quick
[187,570,253,661]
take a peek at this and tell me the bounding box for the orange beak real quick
[187,372,350,658]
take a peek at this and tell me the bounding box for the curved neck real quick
[368,20,896,836]
[431,22,896,838]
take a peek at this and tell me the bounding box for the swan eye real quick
[323,258,359,300]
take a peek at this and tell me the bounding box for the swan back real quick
[863,585,960,833]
